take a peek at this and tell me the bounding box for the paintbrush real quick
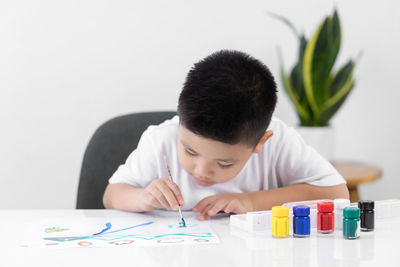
[163,155,186,227]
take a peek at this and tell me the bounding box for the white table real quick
[1,209,399,267]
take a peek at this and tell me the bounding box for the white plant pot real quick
[296,126,335,161]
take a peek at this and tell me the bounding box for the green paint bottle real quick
[343,207,360,240]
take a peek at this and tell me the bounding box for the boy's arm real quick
[103,183,147,212]
[248,183,349,211]
[194,183,349,220]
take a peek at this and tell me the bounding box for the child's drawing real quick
[44,227,69,233]
[22,217,219,248]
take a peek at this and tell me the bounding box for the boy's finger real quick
[207,200,227,217]
[165,179,184,206]
[193,197,213,213]
[198,205,212,221]
[156,182,179,210]
[198,214,209,221]
[199,202,214,219]
[224,199,241,214]
[149,187,171,210]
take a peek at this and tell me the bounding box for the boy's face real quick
[177,125,272,187]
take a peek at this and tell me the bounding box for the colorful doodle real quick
[157,237,184,243]
[77,241,92,247]
[93,222,112,235]
[44,227,69,233]
[194,238,210,243]
[109,240,135,245]
[23,218,219,248]
[44,232,214,243]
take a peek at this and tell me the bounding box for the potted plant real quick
[272,9,358,160]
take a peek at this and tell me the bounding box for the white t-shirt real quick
[109,116,345,210]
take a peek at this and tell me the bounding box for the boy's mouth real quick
[192,176,214,186]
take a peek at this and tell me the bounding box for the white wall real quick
[1,0,399,209]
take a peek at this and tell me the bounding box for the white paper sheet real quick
[21,216,219,248]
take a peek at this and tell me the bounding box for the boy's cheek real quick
[217,166,245,182]
[177,149,190,171]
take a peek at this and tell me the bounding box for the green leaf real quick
[317,82,354,125]
[279,57,310,123]
[329,60,355,96]
[314,11,341,105]
[303,10,342,112]
[303,22,323,115]
[290,35,308,102]
[267,12,300,39]
[322,60,355,111]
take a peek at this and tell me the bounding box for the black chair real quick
[76,111,177,209]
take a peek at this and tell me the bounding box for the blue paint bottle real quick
[293,205,310,238]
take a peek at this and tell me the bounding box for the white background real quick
[1,0,399,209]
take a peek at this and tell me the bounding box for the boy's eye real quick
[185,149,197,156]
[218,163,233,168]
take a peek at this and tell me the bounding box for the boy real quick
[103,50,349,220]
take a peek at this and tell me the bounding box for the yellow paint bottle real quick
[272,206,289,238]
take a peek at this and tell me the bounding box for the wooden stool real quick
[331,161,382,203]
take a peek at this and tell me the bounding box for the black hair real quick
[178,50,277,147]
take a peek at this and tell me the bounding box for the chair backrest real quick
[76,111,177,209]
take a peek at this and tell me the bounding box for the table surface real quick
[1,209,399,267]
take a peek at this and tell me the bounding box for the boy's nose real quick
[193,160,213,177]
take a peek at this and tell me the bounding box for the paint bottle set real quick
[271,200,374,239]
[230,198,397,238]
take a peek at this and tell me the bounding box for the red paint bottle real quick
[317,201,334,233]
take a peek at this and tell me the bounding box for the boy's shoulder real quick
[264,116,300,151]
[268,116,292,134]
[141,115,179,144]
[146,115,179,133]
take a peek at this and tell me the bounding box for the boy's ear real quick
[253,130,273,154]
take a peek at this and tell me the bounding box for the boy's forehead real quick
[178,125,252,159]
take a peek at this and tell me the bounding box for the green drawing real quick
[44,232,213,242]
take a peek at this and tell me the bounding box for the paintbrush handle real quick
[163,155,184,219]
[178,207,183,218]
[163,156,173,181]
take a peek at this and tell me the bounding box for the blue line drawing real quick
[103,221,153,235]
[93,222,112,236]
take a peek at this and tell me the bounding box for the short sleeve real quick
[108,128,158,187]
[274,122,346,187]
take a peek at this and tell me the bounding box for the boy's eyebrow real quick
[181,140,197,153]
[180,140,239,163]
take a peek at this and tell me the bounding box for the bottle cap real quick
[343,207,360,219]
[334,198,350,210]
[272,206,289,217]
[358,200,374,210]
[317,201,334,213]
[293,205,310,217]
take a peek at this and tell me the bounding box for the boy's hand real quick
[193,193,253,220]
[139,178,184,212]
